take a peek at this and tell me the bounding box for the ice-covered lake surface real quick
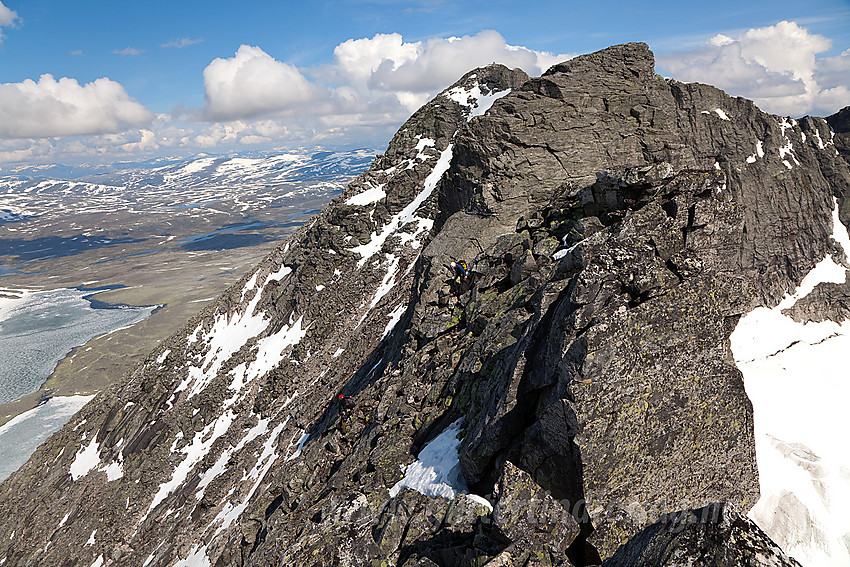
[0,394,94,481]
[0,287,156,404]
[0,287,155,481]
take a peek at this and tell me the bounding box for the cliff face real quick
[0,43,848,567]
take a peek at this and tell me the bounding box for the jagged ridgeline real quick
[1,42,848,567]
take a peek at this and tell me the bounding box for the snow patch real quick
[244,316,307,382]
[181,158,215,175]
[101,459,124,481]
[731,198,850,567]
[390,419,468,499]
[345,184,387,206]
[282,391,299,408]
[359,254,401,325]
[267,265,292,282]
[552,247,569,260]
[156,349,171,365]
[777,118,801,169]
[702,108,730,120]
[175,264,295,401]
[746,140,765,164]
[186,326,201,344]
[210,422,286,538]
[349,144,453,267]
[58,512,70,528]
[221,315,307,408]
[713,108,730,120]
[173,544,211,567]
[217,157,261,174]
[553,234,597,259]
[285,432,310,462]
[403,137,437,170]
[89,556,104,567]
[813,129,826,150]
[69,437,101,481]
[468,88,511,120]
[415,137,435,155]
[466,493,494,512]
[445,84,511,122]
[383,303,407,338]
[240,272,259,301]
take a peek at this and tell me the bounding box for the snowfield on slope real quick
[731,199,850,567]
[444,82,512,122]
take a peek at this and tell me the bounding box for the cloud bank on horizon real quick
[0,75,152,138]
[657,21,850,118]
[0,20,848,167]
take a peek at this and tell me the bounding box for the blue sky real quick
[0,0,849,168]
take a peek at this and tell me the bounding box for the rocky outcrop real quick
[604,503,802,567]
[1,43,848,567]
[827,106,850,161]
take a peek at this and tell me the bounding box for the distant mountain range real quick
[0,148,377,273]
[0,149,377,222]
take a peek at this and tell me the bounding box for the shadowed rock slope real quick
[604,503,802,567]
[1,43,849,567]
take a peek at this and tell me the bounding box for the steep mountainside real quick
[0,43,848,567]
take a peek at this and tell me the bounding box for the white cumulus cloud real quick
[197,31,572,124]
[328,30,572,111]
[203,45,317,121]
[118,129,158,152]
[0,1,19,43]
[332,33,422,83]
[0,75,153,138]
[658,21,850,117]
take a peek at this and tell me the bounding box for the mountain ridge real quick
[0,42,848,567]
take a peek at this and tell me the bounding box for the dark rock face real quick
[603,503,802,567]
[490,461,580,565]
[0,44,848,567]
[827,106,850,160]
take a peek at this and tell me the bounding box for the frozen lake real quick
[0,287,156,404]
[0,287,155,481]
[0,395,94,481]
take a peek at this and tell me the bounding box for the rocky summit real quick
[1,42,849,567]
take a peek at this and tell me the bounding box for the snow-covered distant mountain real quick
[0,148,376,269]
[0,149,376,222]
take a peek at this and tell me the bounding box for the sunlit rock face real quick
[1,43,849,567]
